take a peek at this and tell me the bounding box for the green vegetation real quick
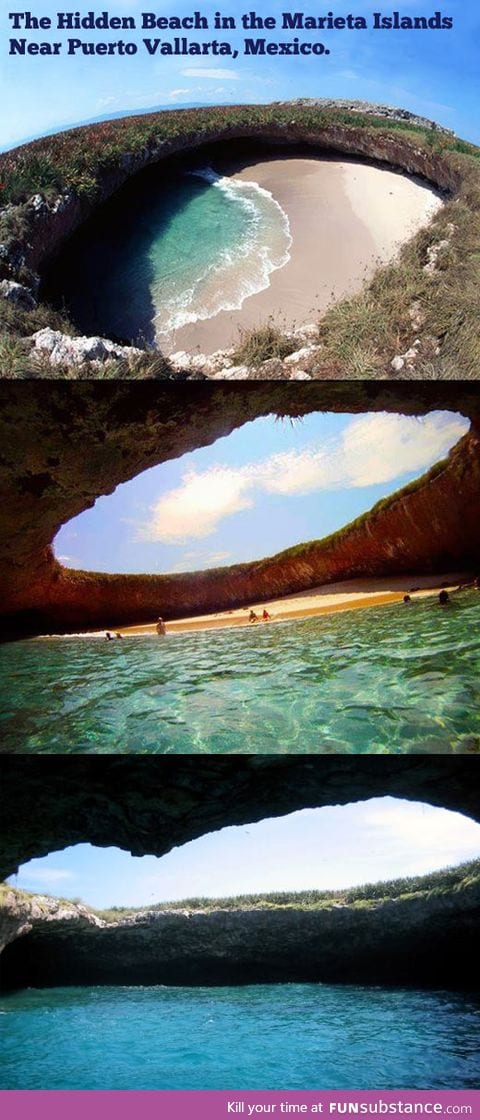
[3,104,473,208]
[92,858,480,917]
[1,101,480,377]
[3,859,478,921]
[232,321,297,366]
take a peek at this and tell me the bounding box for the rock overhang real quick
[0,381,479,637]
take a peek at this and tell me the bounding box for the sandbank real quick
[165,156,442,356]
[116,572,468,638]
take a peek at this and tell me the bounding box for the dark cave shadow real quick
[42,162,215,347]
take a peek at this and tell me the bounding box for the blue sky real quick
[54,410,468,575]
[8,797,480,908]
[1,1,479,149]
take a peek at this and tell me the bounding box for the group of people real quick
[403,577,480,608]
[105,580,479,640]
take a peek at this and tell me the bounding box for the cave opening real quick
[2,752,480,1087]
[40,136,443,352]
[53,408,469,579]
[2,796,480,991]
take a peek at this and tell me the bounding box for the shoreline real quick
[164,156,443,356]
[50,572,470,639]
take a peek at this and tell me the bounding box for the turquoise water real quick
[45,165,290,344]
[1,983,479,1089]
[1,592,479,754]
[0,591,478,757]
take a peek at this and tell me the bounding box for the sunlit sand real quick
[166,156,442,355]
[116,573,468,638]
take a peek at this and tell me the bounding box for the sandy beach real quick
[165,156,442,355]
[115,572,469,638]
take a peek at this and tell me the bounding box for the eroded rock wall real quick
[1,878,479,990]
[1,756,479,882]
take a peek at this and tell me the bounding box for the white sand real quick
[164,157,442,355]
[118,572,468,638]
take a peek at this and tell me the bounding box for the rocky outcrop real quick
[0,381,479,637]
[1,756,480,882]
[1,874,479,990]
[28,327,144,367]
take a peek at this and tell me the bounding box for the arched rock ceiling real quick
[1,756,479,883]
[0,381,479,634]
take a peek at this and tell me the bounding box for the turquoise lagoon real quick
[44,165,291,344]
[1,592,479,754]
[1,983,479,1089]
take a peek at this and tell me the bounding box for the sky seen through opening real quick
[54,410,469,575]
[8,797,480,909]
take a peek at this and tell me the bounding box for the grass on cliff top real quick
[92,858,480,918]
[58,442,460,590]
[3,859,478,920]
[1,102,480,379]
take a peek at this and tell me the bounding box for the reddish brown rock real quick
[0,382,479,636]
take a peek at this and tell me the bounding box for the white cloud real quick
[168,88,191,99]
[263,413,467,495]
[139,466,253,544]
[181,67,240,80]
[137,412,468,544]
[362,801,480,872]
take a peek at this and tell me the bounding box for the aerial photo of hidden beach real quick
[1,99,480,380]
[1,380,479,754]
[1,755,480,1089]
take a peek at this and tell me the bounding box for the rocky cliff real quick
[0,381,479,637]
[1,873,479,990]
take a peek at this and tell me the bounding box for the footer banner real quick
[0,1091,478,1117]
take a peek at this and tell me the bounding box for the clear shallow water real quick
[1,983,479,1089]
[1,592,479,755]
[45,165,290,344]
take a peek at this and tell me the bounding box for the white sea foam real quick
[153,166,292,335]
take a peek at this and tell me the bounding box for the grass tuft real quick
[232,321,297,367]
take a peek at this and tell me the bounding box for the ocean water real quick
[44,164,291,344]
[1,592,479,755]
[1,983,478,1090]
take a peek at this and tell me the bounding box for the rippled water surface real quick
[1,983,478,1089]
[1,592,479,754]
[44,164,290,343]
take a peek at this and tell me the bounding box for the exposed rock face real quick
[0,280,36,310]
[1,756,479,882]
[1,876,479,990]
[0,382,479,637]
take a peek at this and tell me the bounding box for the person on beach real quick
[156,617,167,635]
[262,609,271,621]
[438,590,450,606]
[248,610,258,623]
[115,632,123,640]
[403,595,412,605]
[105,631,115,641]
